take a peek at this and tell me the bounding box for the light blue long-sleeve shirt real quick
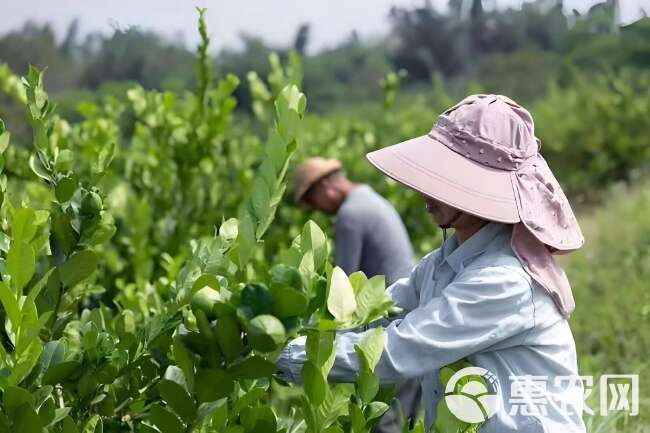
[278,222,586,433]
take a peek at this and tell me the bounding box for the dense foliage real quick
[0,11,420,433]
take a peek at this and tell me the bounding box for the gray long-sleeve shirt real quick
[334,185,414,285]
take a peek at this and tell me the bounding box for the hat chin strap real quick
[440,210,463,243]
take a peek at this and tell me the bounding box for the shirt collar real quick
[442,222,509,273]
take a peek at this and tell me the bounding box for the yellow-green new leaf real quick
[327,267,357,322]
[357,328,386,372]
[219,218,238,242]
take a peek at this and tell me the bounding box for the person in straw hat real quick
[293,157,421,432]
[279,94,586,432]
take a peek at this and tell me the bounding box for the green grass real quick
[564,180,650,431]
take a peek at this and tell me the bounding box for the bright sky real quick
[2,0,647,53]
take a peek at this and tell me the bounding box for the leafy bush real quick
[533,70,650,199]
[0,11,432,433]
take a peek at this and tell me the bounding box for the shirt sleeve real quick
[277,265,535,384]
[334,217,363,275]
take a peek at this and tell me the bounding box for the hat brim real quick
[293,161,342,204]
[366,134,520,223]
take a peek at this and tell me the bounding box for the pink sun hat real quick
[367,94,584,317]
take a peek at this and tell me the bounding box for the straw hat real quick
[293,157,342,204]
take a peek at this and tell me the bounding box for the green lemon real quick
[81,191,103,215]
[191,287,222,320]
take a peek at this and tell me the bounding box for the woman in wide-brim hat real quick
[278,94,586,433]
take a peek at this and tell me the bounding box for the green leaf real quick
[28,154,52,182]
[51,211,77,255]
[278,85,306,116]
[96,363,118,384]
[77,370,98,399]
[51,407,72,426]
[0,232,10,253]
[0,281,20,328]
[163,365,189,391]
[301,221,328,273]
[137,423,159,433]
[192,274,221,293]
[302,361,327,406]
[158,379,196,424]
[12,208,37,243]
[410,420,426,433]
[355,368,379,403]
[228,355,276,379]
[94,141,116,174]
[271,285,308,318]
[148,404,184,433]
[38,339,65,373]
[240,406,277,433]
[300,396,317,433]
[229,387,266,421]
[269,264,303,290]
[364,401,390,422]
[0,131,9,154]
[62,417,79,433]
[79,214,116,247]
[24,268,55,311]
[238,214,256,267]
[171,336,195,393]
[195,398,227,426]
[215,315,242,362]
[55,176,77,202]
[355,275,390,323]
[251,176,271,224]
[13,403,43,433]
[246,314,286,352]
[327,267,357,322]
[59,250,98,288]
[255,181,286,240]
[313,387,354,428]
[7,240,35,293]
[266,129,286,173]
[349,402,366,433]
[42,361,82,385]
[8,339,42,385]
[356,328,386,372]
[191,287,222,320]
[55,149,74,172]
[195,368,234,403]
[219,218,238,242]
[305,330,335,368]
[4,386,34,418]
[38,397,56,426]
[32,385,53,409]
[240,283,272,317]
[439,366,456,387]
[349,271,368,295]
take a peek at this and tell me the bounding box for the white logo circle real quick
[444,366,501,423]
